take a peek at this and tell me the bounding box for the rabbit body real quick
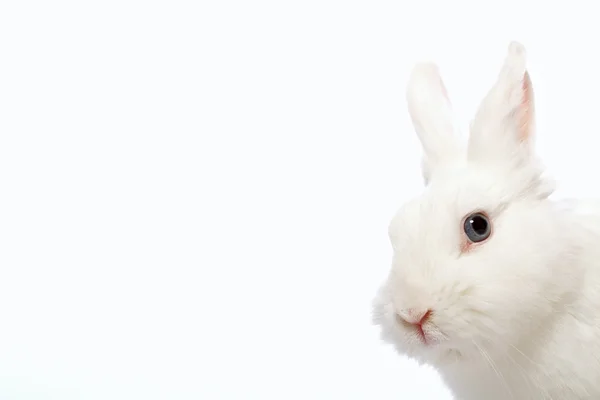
[372,43,600,399]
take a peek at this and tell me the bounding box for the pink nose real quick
[397,309,432,326]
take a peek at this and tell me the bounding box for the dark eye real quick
[464,212,491,243]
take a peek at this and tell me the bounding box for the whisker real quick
[472,339,515,399]
[502,346,546,400]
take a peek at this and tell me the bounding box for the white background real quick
[1,1,599,399]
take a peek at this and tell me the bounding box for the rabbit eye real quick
[464,212,491,243]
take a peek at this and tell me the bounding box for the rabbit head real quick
[373,42,582,366]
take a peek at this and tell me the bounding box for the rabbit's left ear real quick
[468,42,535,166]
[406,63,462,184]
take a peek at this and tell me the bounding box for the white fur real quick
[373,42,600,399]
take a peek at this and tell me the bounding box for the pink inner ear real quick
[519,71,534,142]
[439,76,449,102]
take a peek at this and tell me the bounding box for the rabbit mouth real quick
[394,314,448,347]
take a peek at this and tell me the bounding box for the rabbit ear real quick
[468,42,535,166]
[406,63,461,184]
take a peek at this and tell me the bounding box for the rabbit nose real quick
[396,308,432,327]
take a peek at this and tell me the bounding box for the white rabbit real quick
[372,42,600,399]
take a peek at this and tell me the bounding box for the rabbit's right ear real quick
[467,42,535,167]
[406,63,461,184]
